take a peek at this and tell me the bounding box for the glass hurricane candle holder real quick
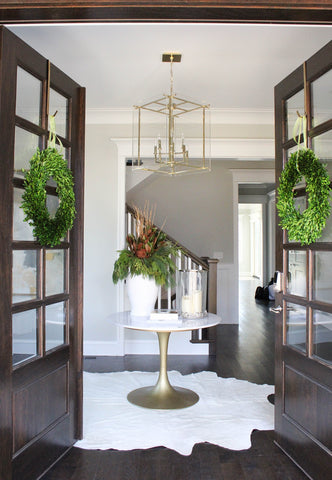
[176,269,207,318]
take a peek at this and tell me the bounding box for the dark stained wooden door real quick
[274,41,332,479]
[0,26,85,480]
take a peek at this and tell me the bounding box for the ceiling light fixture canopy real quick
[132,52,211,176]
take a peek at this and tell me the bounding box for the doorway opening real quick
[239,203,263,281]
[238,183,275,323]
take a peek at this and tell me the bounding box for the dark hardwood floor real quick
[41,278,308,480]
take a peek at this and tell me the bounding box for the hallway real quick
[41,279,307,480]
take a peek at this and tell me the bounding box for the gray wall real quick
[84,125,119,349]
[127,159,275,264]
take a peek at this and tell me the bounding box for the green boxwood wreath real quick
[21,147,76,247]
[277,148,331,245]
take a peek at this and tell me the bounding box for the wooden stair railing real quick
[126,203,218,355]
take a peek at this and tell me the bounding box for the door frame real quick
[0,1,331,24]
[0,4,329,478]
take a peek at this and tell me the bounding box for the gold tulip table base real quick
[127,384,199,409]
[127,331,200,409]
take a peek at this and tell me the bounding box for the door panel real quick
[13,365,68,453]
[284,365,331,449]
[274,40,332,480]
[0,26,84,480]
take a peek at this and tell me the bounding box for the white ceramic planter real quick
[126,275,158,316]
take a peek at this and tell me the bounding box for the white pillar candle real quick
[181,295,192,315]
[192,290,202,313]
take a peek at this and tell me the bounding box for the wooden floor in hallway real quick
[41,278,308,480]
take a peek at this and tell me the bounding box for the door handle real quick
[269,305,283,313]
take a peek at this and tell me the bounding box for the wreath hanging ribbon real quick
[292,111,307,150]
[21,115,76,247]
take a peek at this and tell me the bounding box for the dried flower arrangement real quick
[112,203,179,287]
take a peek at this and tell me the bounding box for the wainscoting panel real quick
[217,263,238,324]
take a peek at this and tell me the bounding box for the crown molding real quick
[86,107,274,126]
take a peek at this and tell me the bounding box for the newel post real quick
[207,258,218,314]
[201,258,219,355]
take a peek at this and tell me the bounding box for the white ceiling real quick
[9,23,332,111]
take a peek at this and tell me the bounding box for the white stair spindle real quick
[176,251,181,271]
[167,284,171,310]
[157,286,161,310]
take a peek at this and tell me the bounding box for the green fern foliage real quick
[112,232,178,287]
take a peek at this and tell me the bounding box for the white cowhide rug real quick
[75,371,274,455]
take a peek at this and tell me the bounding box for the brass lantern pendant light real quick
[132,52,211,176]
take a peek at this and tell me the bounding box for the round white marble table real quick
[107,311,221,409]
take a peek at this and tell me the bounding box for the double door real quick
[0,27,85,480]
[274,41,332,479]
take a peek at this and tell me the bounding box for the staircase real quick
[126,203,218,355]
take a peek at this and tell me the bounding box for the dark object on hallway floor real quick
[255,285,270,300]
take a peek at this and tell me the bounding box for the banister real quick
[126,203,209,271]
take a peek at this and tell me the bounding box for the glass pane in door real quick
[16,66,42,125]
[13,188,35,241]
[12,309,38,365]
[286,89,305,141]
[314,251,332,303]
[311,69,332,127]
[12,250,38,303]
[46,194,60,214]
[312,310,332,364]
[285,302,307,353]
[312,130,332,175]
[287,250,307,297]
[45,302,66,351]
[45,250,65,296]
[14,126,40,177]
[286,144,300,158]
[49,88,69,139]
[312,131,332,242]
